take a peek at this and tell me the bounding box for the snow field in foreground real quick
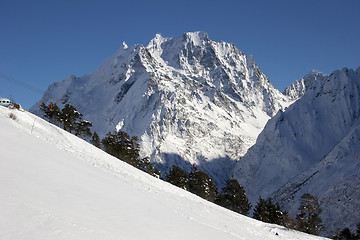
[0,107,327,240]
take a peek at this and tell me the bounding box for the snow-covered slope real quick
[232,67,360,234]
[0,107,327,240]
[30,31,291,186]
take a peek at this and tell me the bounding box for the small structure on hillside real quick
[0,97,12,107]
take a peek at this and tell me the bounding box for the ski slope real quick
[0,107,327,240]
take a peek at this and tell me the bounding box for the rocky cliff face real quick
[30,31,291,186]
[232,67,360,233]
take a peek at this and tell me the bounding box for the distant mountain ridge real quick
[30,31,292,186]
[232,67,360,234]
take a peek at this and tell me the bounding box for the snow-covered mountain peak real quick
[31,31,292,187]
[303,69,326,88]
[304,69,322,78]
[147,33,167,56]
[182,31,210,45]
[122,41,128,49]
[284,69,327,100]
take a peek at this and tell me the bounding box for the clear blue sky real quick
[1,0,359,110]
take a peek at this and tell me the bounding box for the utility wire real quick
[0,72,107,121]
[0,72,146,134]
[0,73,49,96]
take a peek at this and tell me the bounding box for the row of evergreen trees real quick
[165,166,360,238]
[40,102,92,138]
[163,165,328,235]
[98,131,159,176]
[40,102,159,176]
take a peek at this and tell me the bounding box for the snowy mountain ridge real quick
[283,70,327,99]
[232,67,360,234]
[30,31,292,186]
[0,106,327,240]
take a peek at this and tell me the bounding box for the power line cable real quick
[0,73,107,116]
[0,72,109,120]
[0,72,145,133]
[0,73,50,96]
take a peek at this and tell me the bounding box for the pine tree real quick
[60,104,81,133]
[40,102,60,124]
[253,197,286,225]
[101,131,136,164]
[216,179,251,215]
[137,157,160,177]
[338,228,357,240]
[39,102,48,115]
[90,131,101,148]
[253,197,269,222]
[334,220,360,240]
[267,199,286,225]
[165,166,189,190]
[75,120,92,139]
[296,193,324,235]
[128,136,140,164]
[188,170,217,202]
[282,213,296,230]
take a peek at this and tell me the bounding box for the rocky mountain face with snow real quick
[283,70,327,99]
[30,31,291,186]
[232,67,360,234]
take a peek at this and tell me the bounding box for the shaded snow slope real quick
[272,125,360,234]
[232,67,360,234]
[30,31,292,187]
[0,107,326,240]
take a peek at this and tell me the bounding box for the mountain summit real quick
[31,32,291,185]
